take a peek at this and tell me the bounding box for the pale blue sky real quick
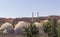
[0,0,60,18]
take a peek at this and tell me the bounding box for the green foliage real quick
[23,23,39,37]
[52,19,58,37]
[57,21,60,37]
[43,18,58,37]
[43,21,53,37]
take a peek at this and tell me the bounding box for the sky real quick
[0,0,60,18]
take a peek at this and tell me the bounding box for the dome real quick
[33,22,42,27]
[14,21,28,34]
[0,22,13,30]
[14,21,28,30]
[33,22,44,34]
